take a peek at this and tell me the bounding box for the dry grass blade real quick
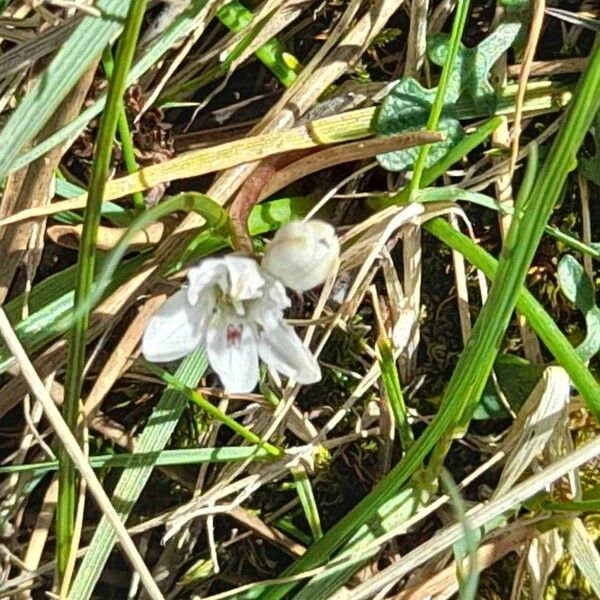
[259,132,442,200]
[494,366,570,497]
[566,517,600,598]
[0,0,130,179]
[0,62,98,303]
[510,0,546,176]
[0,309,163,600]
[345,434,600,600]
[0,107,383,227]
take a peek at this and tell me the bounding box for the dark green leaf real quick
[375,78,464,171]
[427,20,522,112]
[474,355,546,420]
[558,255,600,362]
[558,254,595,313]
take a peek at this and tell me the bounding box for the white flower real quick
[261,220,340,293]
[142,255,321,393]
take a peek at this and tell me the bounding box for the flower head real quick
[142,255,320,393]
[261,220,340,293]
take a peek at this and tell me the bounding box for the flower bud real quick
[261,220,340,293]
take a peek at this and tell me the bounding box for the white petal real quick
[258,320,321,385]
[206,317,259,393]
[222,255,265,301]
[187,258,227,305]
[261,220,340,292]
[142,290,204,362]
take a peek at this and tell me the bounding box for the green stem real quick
[376,338,414,450]
[0,446,275,475]
[256,35,600,600]
[408,0,471,194]
[101,47,145,211]
[145,362,284,458]
[57,0,148,581]
[425,217,600,412]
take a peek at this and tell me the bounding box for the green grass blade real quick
[0,0,130,180]
[0,254,148,378]
[425,217,600,410]
[376,338,414,450]
[292,467,323,541]
[0,446,274,476]
[289,490,422,600]
[11,0,211,174]
[144,361,283,457]
[255,34,600,599]
[101,47,145,211]
[57,0,148,579]
[409,0,471,193]
[69,349,209,599]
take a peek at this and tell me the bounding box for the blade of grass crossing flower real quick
[292,467,323,541]
[69,349,208,599]
[0,197,307,382]
[255,37,600,600]
[67,192,229,326]
[409,0,471,194]
[0,0,131,180]
[58,0,148,580]
[376,338,414,450]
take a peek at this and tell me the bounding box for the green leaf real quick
[375,19,521,172]
[558,255,595,312]
[375,78,464,171]
[473,355,546,420]
[427,20,522,112]
[581,151,600,186]
[580,115,600,186]
[557,255,600,362]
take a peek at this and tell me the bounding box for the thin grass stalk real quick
[101,47,145,211]
[377,338,414,450]
[145,362,283,457]
[411,185,600,259]
[292,467,324,541]
[440,469,479,600]
[57,0,148,580]
[160,0,299,103]
[0,446,275,475]
[408,0,471,194]
[255,35,600,600]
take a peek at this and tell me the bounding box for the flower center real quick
[226,324,243,347]
[215,288,246,317]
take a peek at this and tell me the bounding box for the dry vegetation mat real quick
[0,0,599,599]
